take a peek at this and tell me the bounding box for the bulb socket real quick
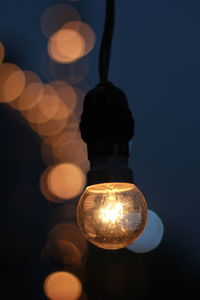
[79,82,135,186]
[87,154,133,186]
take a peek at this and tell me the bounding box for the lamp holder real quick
[79,82,135,185]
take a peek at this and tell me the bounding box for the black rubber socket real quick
[80,82,134,160]
[79,82,135,185]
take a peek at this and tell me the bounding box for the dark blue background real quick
[0,0,199,299]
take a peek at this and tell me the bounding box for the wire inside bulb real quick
[99,187,124,224]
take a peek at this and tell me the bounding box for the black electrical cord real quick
[99,0,115,83]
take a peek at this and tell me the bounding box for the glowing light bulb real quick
[77,182,148,250]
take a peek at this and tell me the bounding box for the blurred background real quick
[0,0,200,299]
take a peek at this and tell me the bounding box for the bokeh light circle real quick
[30,118,67,137]
[0,63,25,103]
[43,271,82,300]
[48,21,95,64]
[47,163,86,199]
[40,167,56,202]
[127,210,164,253]
[51,81,77,116]
[52,137,89,172]
[48,28,85,64]
[9,71,44,111]
[41,4,80,38]
[62,21,96,56]
[17,71,44,110]
[23,84,60,124]
[43,126,79,147]
[76,22,96,56]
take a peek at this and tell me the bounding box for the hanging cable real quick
[99,0,115,83]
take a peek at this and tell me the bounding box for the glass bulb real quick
[77,182,148,250]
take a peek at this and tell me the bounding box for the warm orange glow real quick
[63,21,96,56]
[30,118,67,137]
[43,126,79,147]
[77,183,148,250]
[47,93,70,122]
[48,28,85,63]
[51,81,77,117]
[41,4,80,38]
[52,138,89,172]
[9,71,44,111]
[47,20,95,64]
[0,63,25,103]
[40,164,85,203]
[79,23,96,55]
[0,42,5,64]
[40,167,56,202]
[38,84,60,120]
[23,81,73,131]
[46,239,82,265]
[48,223,88,259]
[23,84,59,124]
[43,271,82,300]
[18,71,44,111]
[47,163,85,199]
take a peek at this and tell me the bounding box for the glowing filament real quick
[99,195,123,224]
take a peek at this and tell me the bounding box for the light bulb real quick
[77,182,148,250]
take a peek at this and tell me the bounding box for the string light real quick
[76,0,152,250]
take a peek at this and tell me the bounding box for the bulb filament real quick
[99,188,124,224]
